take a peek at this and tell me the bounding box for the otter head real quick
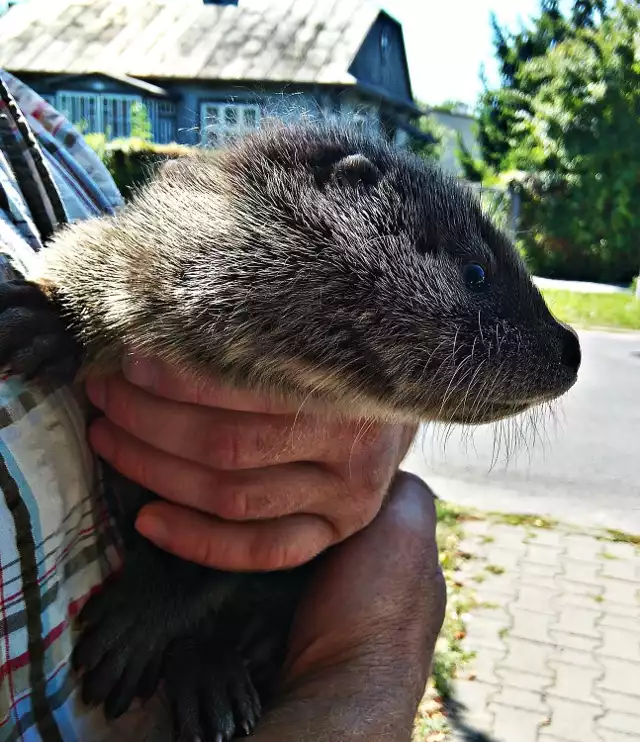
[170,121,580,424]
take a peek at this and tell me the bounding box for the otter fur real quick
[0,120,581,741]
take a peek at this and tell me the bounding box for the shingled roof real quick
[0,0,381,86]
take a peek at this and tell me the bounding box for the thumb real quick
[283,471,446,686]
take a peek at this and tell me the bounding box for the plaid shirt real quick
[0,71,171,742]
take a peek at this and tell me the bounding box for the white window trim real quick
[200,102,261,146]
[323,107,379,132]
[56,91,141,138]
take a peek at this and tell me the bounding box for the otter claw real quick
[0,280,81,386]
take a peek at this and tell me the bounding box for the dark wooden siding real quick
[16,73,177,143]
[348,14,413,107]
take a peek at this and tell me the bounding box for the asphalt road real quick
[402,330,640,534]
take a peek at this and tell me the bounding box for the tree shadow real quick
[443,695,500,742]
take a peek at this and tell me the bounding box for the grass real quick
[603,529,640,547]
[600,550,619,561]
[413,500,479,741]
[486,564,506,576]
[540,289,640,331]
[489,512,559,530]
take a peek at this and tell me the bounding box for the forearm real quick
[253,473,444,742]
[253,671,422,742]
[254,633,432,742]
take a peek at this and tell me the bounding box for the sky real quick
[381,0,570,107]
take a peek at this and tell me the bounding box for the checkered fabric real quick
[0,70,170,742]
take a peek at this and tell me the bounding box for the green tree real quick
[407,105,449,163]
[130,101,152,141]
[465,0,610,180]
[467,1,569,176]
[510,2,640,282]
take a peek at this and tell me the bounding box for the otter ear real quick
[332,154,381,188]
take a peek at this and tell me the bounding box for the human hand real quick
[252,471,446,742]
[85,356,417,572]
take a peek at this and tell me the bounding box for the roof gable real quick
[349,11,414,109]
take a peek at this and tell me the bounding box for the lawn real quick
[540,289,640,331]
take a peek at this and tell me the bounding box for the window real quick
[57,92,100,133]
[102,95,137,138]
[147,100,177,144]
[324,107,378,133]
[56,91,140,138]
[200,103,261,147]
[380,27,391,62]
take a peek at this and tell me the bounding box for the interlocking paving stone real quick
[445,521,640,742]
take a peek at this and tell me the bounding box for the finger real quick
[134,501,336,571]
[86,374,386,470]
[249,474,444,742]
[89,418,349,522]
[121,353,297,414]
[284,472,446,681]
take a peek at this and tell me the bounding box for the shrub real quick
[86,136,197,199]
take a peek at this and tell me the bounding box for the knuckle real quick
[252,536,304,571]
[251,421,283,465]
[214,483,252,521]
[349,460,391,507]
[206,422,244,470]
[345,422,388,462]
[342,494,380,537]
[102,377,133,427]
[191,540,217,568]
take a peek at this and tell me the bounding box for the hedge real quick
[84,134,197,200]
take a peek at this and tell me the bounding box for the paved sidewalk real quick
[449,520,640,742]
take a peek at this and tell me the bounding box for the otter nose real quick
[560,323,581,372]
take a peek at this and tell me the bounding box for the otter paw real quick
[72,567,184,718]
[0,279,81,386]
[72,554,238,721]
[163,635,262,742]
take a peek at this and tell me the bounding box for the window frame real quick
[200,102,261,147]
[56,90,141,139]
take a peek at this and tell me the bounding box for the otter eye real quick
[463,262,487,291]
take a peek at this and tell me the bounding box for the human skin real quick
[251,472,446,741]
[84,360,443,740]
[85,354,418,572]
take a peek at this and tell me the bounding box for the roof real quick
[0,0,380,86]
[44,70,170,96]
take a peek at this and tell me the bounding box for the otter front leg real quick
[72,532,245,721]
[0,279,83,386]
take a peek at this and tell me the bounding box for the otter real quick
[0,121,580,741]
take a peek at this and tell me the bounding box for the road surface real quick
[532,276,631,294]
[402,330,640,533]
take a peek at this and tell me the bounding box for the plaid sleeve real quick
[0,71,171,742]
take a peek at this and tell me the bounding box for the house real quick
[0,0,427,148]
[428,104,481,177]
